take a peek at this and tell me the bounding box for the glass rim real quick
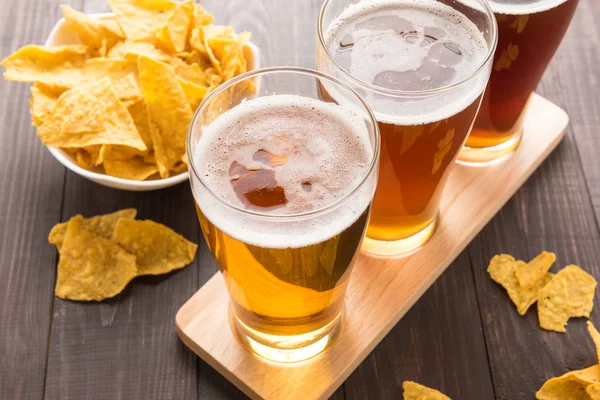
[317,0,499,97]
[186,66,381,220]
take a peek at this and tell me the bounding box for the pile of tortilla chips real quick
[536,321,600,399]
[49,208,197,301]
[488,251,597,332]
[1,0,251,180]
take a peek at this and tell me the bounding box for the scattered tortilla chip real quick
[107,0,177,42]
[38,77,146,150]
[138,55,192,178]
[178,77,208,110]
[588,321,600,363]
[104,157,159,180]
[49,208,137,250]
[488,254,553,315]
[107,40,171,62]
[1,44,87,90]
[55,215,137,301]
[536,365,600,400]
[156,0,194,54]
[61,5,123,55]
[588,384,600,399]
[538,265,597,332]
[402,381,450,400]
[113,219,197,276]
[516,251,556,289]
[29,84,58,126]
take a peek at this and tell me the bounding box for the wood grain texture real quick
[176,94,567,400]
[467,1,600,398]
[0,1,67,398]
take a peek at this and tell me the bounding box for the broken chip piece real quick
[516,251,556,289]
[402,381,451,400]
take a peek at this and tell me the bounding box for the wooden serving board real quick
[176,94,568,400]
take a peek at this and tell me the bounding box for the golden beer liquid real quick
[466,0,579,149]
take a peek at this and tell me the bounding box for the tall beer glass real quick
[187,67,380,363]
[459,0,579,163]
[318,0,497,256]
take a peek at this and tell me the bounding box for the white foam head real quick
[489,0,572,15]
[192,94,377,248]
[320,0,492,126]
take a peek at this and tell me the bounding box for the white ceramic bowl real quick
[43,13,260,191]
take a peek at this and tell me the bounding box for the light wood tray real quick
[176,94,568,400]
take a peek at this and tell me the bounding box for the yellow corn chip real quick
[143,152,156,164]
[29,84,58,126]
[127,99,153,150]
[538,265,597,332]
[216,32,251,81]
[537,365,600,400]
[113,219,197,276]
[55,215,137,301]
[61,5,123,55]
[107,0,177,42]
[138,56,192,178]
[1,44,87,90]
[402,381,450,400]
[169,56,206,85]
[202,25,234,74]
[104,157,159,180]
[178,77,208,110]
[71,145,102,169]
[107,40,171,62]
[82,59,141,104]
[588,384,600,399]
[588,321,600,363]
[48,208,137,250]
[38,77,147,151]
[193,3,213,27]
[488,255,553,315]
[156,0,194,54]
[516,251,556,289]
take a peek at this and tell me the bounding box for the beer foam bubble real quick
[321,0,490,126]
[192,94,376,248]
[489,0,571,15]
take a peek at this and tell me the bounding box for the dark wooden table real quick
[1,0,599,399]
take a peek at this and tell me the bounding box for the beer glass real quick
[318,0,497,256]
[459,0,579,163]
[187,67,380,363]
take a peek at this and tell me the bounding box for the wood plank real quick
[343,251,495,400]
[468,3,600,396]
[176,94,567,400]
[0,1,68,398]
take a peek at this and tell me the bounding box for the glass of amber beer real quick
[318,0,497,256]
[187,67,380,363]
[459,0,579,163]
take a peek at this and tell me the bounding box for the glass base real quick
[457,130,523,165]
[361,217,437,258]
[229,306,343,363]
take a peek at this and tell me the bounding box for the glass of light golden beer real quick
[187,67,380,363]
[318,0,497,256]
[459,0,579,163]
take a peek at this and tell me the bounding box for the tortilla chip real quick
[178,77,207,110]
[156,0,194,54]
[210,31,251,81]
[402,381,450,400]
[538,265,597,332]
[193,3,213,27]
[38,77,146,151]
[127,99,153,150]
[516,251,556,289]
[488,254,553,315]
[169,56,206,85]
[48,208,137,250]
[82,58,141,104]
[55,215,137,301]
[113,219,197,276]
[1,44,87,90]
[29,84,58,126]
[107,40,171,62]
[589,321,600,363]
[138,55,192,177]
[107,0,177,42]
[104,157,159,180]
[588,384,600,399]
[61,5,123,55]
[537,365,600,400]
